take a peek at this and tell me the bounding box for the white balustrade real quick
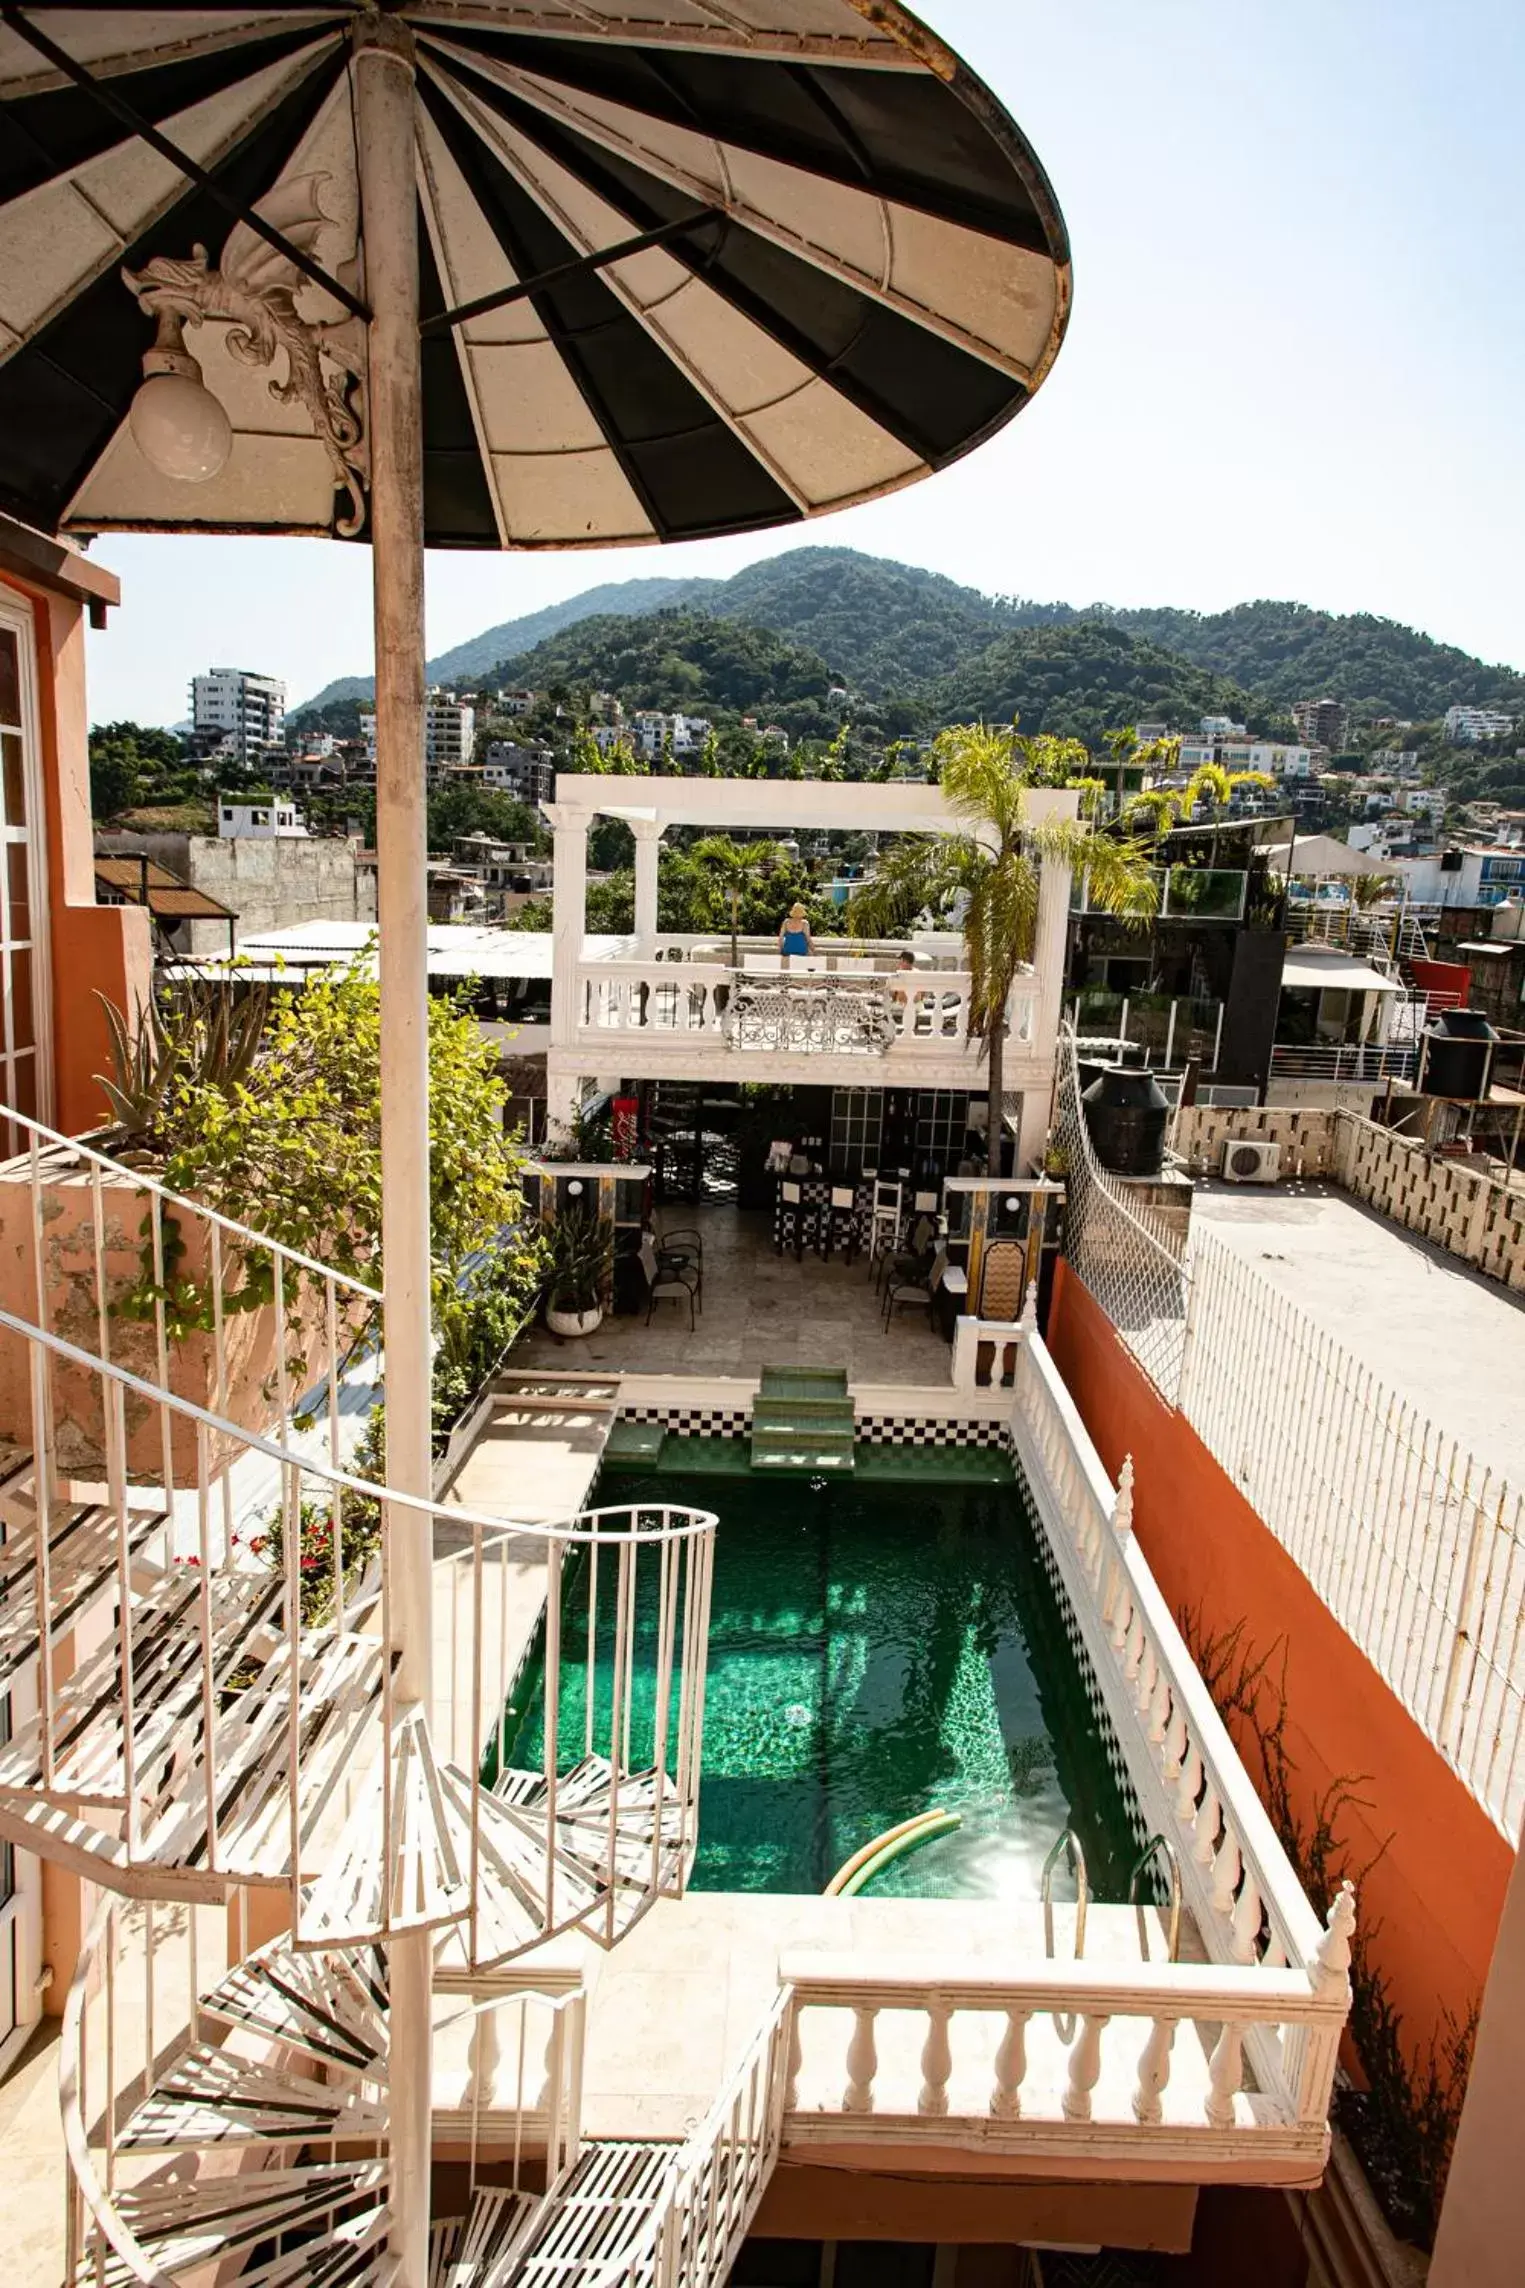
[572,958,1040,1067]
[780,1950,1347,2163]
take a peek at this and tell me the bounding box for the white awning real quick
[1281,948,1402,994]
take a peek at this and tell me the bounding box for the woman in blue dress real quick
[778,901,813,957]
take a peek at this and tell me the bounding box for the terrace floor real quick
[511,1204,953,1387]
[1192,1177,1525,1490]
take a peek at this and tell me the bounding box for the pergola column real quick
[544,802,588,1137]
[1022,846,1074,1168]
[630,817,665,954]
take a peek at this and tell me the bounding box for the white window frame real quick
[0,586,55,1129]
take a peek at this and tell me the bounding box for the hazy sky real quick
[83,0,1525,724]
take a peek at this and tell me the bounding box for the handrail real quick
[1040,1827,1089,1960]
[1128,1833,1183,1964]
[6,1106,383,1303]
[0,1304,715,1549]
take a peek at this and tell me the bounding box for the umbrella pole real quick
[355,19,433,2287]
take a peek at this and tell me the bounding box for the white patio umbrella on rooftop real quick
[0,8,1072,2274]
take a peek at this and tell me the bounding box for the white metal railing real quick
[0,1306,717,1956]
[586,1984,793,2288]
[1268,1041,1419,1084]
[574,958,1037,1061]
[61,1891,587,2288]
[1179,1229,1525,1841]
[0,1107,383,1500]
[1284,903,1436,967]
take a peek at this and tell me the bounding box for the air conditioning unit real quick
[1221,1140,1281,1184]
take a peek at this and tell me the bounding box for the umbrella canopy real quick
[1264,834,1393,878]
[0,3,1070,549]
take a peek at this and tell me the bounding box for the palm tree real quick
[689,834,791,966]
[846,724,1159,1173]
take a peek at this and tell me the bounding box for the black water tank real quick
[1082,1067,1170,1176]
[1421,1007,1498,1100]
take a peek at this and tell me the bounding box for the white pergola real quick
[541,774,1079,1163]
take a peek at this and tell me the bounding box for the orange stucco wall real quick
[1045,1259,1513,2064]
[0,568,151,1135]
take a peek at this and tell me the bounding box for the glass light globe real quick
[128,368,232,482]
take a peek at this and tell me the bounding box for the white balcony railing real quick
[1268,1041,1419,1084]
[573,960,1038,1062]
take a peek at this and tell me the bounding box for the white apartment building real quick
[630,709,712,760]
[1199,714,1246,739]
[360,692,477,778]
[1444,704,1516,744]
[1177,735,1318,778]
[495,687,538,716]
[190,666,286,764]
[217,798,308,839]
[1369,748,1421,774]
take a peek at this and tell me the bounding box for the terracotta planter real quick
[545,1303,603,1339]
[0,1145,345,1484]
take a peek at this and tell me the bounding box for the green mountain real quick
[1103,600,1525,720]
[491,609,834,716]
[929,623,1272,743]
[291,545,1524,735]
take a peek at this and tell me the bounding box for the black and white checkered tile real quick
[1008,1429,1151,1864]
[618,1402,1010,1448]
[859,1414,1008,1447]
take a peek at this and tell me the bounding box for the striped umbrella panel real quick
[0,5,1071,548]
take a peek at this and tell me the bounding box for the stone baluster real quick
[1231,1874,1264,1964]
[918,1997,953,2117]
[1311,1880,1358,1998]
[466,2000,503,2114]
[1161,1699,1188,1784]
[1123,1608,1146,1683]
[1205,2022,1244,2127]
[1174,1740,1204,1823]
[1020,1280,1039,1332]
[1108,1582,1132,1652]
[1192,1781,1222,1867]
[1210,1827,1242,1916]
[1147,1669,1172,1749]
[990,2009,1029,2121]
[1061,2014,1110,2122]
[1112,1455,1135,1540]
[1133,1639,1157,1708]
[784,2002,803,2112]
[1132,2015,1176,2125]
[842,2005,879,2114]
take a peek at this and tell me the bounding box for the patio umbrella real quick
[0,11,1070,2272]
[1263,833,1393,877]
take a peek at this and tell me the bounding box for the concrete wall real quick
[1045,1257,1514,2069]
[98,829,376,952]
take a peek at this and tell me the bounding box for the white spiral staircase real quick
[0,1114,760,2288]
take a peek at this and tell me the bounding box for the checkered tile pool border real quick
[618,1402,1006,1447]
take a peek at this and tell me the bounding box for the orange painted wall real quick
[0,569,151,1134]
[1045,1258,1513,2063]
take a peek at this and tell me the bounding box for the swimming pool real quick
[501,1453,1139,1902]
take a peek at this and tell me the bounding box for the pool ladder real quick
[1039,1827,1183,1967]
[1128,1832,1183,1963]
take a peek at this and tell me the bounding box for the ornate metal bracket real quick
[123,173,369,535]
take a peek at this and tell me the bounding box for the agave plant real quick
[95,977,271,1155]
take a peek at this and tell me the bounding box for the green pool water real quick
[502,1456,1139,1902]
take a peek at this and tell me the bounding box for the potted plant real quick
[544,1207,613,1338]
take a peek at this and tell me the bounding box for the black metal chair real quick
[883,1244,947,1332]
[658,1225,703,1304]
[640,1233,698,1330]
[820,1185,860,1263]
[776,1180,820,1261]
